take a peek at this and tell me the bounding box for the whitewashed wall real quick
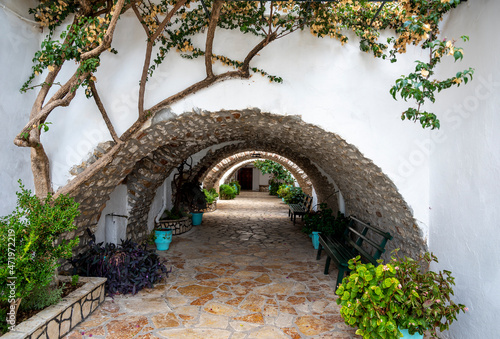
[34,7,432,234]
[1,1,497,337]
[427,1,500,338]
[0,0,39,215]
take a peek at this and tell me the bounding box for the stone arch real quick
[66,109,425,258]
[191,149,314,195]
[177,142,340,209]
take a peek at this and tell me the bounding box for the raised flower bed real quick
[2,276,106,339]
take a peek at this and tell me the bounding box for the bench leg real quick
[316,244,323,260]
[293,214,296,225]
[323,256,331,275]
[336,267,347,291]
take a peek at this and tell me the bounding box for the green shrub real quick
[160,207,187,220]
[277,184,290,198]
[0,181,80,314]
[269,181,281,196]
[203,188,219,204]
[19,284,64,311]
[229,180,241,195]
[219,184,236,200]
[283,186,304,204]
[302,203,349,237]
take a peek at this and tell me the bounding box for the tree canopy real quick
[15,0,473,196]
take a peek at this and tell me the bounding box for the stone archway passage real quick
[193,150,314,195]
[65,192,360,338]
[64,109,425,259]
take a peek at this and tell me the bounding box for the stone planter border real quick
[2,276,106,339]
[203,201,217,213]
[157,216,193,235]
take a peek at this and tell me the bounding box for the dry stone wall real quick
[62,109,425,259]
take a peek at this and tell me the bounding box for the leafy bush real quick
[219,184,236,200]
[229,180,241,195]
[302,203,349,237]
[336,252,467,338]
[203,188,219,204]
[71,239,168,296]
[0,181,80,312]
[283,186,304,204]
[277,184,290,198]
[269,181,281,196]
[159,207,188,220]
[19,284,64,311]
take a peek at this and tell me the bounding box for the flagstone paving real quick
[65,191,361,339]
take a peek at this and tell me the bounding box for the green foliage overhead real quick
[22,0,473,132]
[254,160,294,185]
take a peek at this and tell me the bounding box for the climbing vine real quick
[16,0,473,196]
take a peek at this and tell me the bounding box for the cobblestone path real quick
[65,191,360,339]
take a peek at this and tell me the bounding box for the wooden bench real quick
[288,194,313,225]
[316,215,393,290]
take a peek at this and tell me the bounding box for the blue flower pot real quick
[192,212,203,226]
[312,231,321,249]
[154,228,173,251]
[399,328,423,339]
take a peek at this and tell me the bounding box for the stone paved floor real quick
[65,191,361,339]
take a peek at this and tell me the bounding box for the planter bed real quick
[2,276,106,339]
[157,216,193,235]
[203,201,217,213]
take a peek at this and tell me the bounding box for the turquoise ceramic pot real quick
[154,228,173,251]
[399,328,423,339]
[191,212,203,226]
[312,231,321,249]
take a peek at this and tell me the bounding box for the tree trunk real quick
[31,144,53,198]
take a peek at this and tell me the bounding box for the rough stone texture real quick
[2,277,106,339]
[62,109,425,259]
[156,217,192,235]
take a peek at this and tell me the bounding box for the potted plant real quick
[219,184,236,200]
[283,186,304,205]
[302,204,349,249]
[203,188,219,212]
[336,250,467,339]
[229,180,241,195]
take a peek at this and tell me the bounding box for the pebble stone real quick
[64,192,362,338]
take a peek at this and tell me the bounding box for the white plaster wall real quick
[0,0,40,215]
[27,8,431,232]
[94,184,128,244]
[427,1,500,337]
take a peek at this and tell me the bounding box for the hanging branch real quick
[89,81,121,143]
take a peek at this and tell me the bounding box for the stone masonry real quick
[61,109,426,260]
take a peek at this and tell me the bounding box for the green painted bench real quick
[288,194,313,224]
[316,215,393,290]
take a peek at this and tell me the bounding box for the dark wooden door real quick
[238,168,253,190]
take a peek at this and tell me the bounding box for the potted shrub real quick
[203,188,219,212]
[336,250,467,339]
[302,204,349,249]
[219,184,236,200]
[283,186,304,204]
[178,181,207,225]
[277,184,290,201]
[229,180,241,195]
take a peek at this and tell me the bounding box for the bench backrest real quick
[344,216,393,265]
[300,194,313,211]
